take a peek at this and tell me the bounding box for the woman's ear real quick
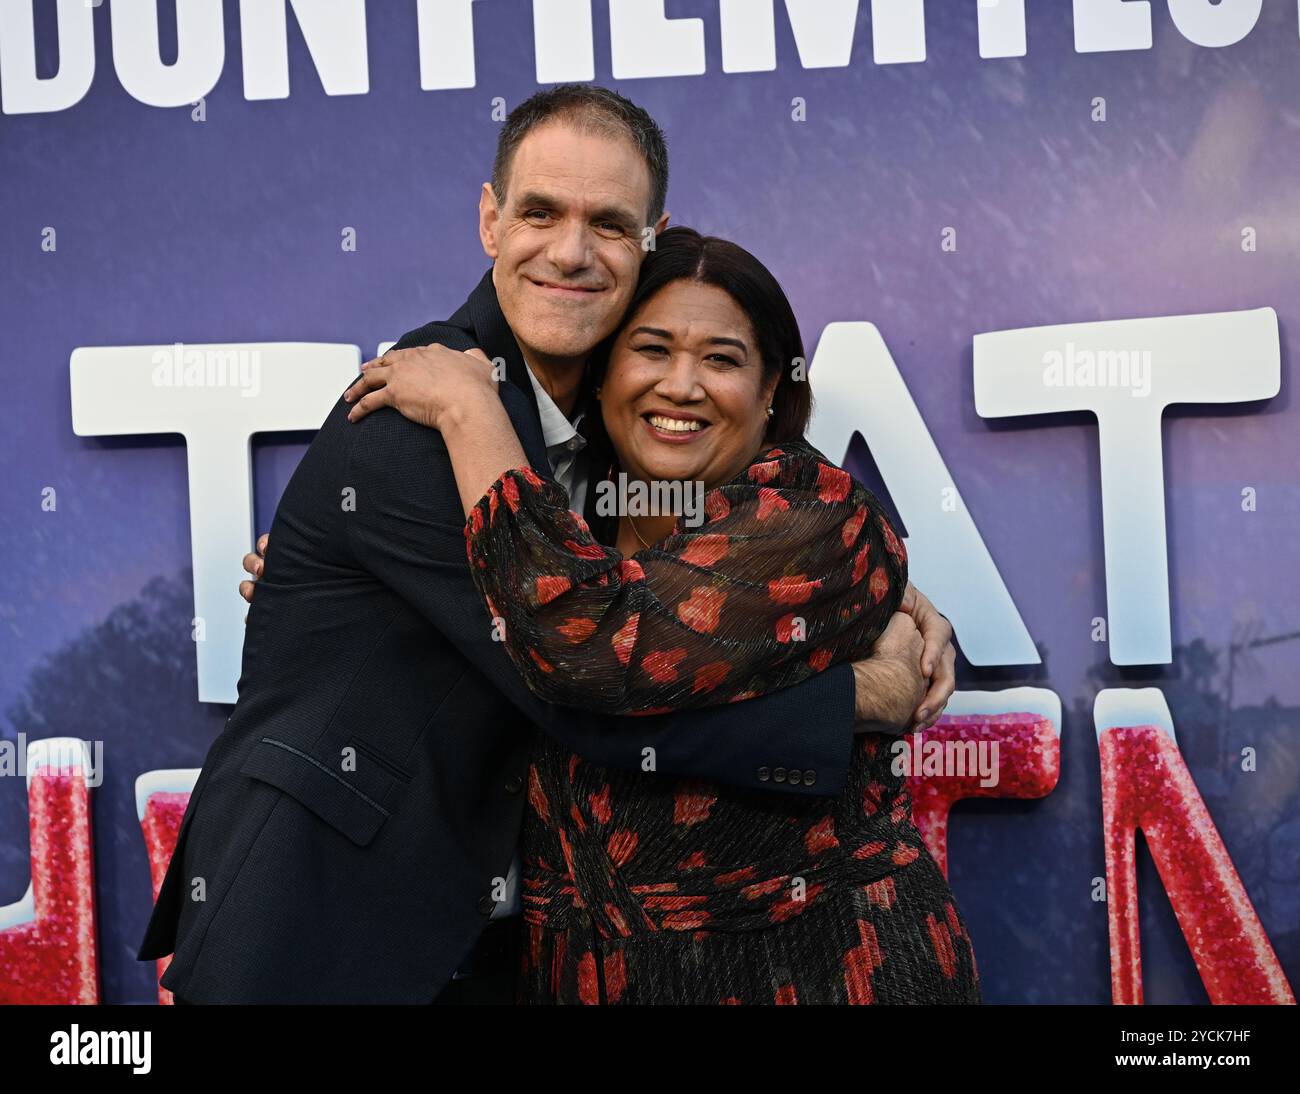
[479,182,500,259]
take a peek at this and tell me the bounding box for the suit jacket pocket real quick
[238,736,401,847]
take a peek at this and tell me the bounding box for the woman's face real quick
[599,279,780,490]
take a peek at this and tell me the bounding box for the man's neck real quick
[518,348,586,418]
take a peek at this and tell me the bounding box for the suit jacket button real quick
[788,769,802,784]
[504,773,524,795]
[803,770,817,786]
[756,766,771,782]
[773,767,787,783]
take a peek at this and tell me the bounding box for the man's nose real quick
[546,219,593,273]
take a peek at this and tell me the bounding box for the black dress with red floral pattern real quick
[464,438,980,1004]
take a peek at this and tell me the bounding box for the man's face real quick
[480,121,668,364]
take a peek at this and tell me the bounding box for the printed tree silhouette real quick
[1,569,229,1004]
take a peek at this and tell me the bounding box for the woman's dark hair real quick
[589,226,813,445]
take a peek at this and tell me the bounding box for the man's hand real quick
[239,533,269,621]
[851,612,928,732]
[896,582,956,730]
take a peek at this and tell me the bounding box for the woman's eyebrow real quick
[707,336,748,354]
[629,326,674,339]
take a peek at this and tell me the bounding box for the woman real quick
[340,227,980,1004]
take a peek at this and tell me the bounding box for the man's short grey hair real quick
[491,84,670,226]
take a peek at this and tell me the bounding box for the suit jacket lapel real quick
[461,268,554,479]
[573,380,618,541]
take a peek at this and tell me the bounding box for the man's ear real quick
[637,211,670,260]
[479,182,501,260]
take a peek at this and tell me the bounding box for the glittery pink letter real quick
[1096,688,1294,1004]
[905,689,1061,876]
[135,770,199,1005]
[0,738,100,1004]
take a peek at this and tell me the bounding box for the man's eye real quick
[596,221,625,235]
[525,210,552,222]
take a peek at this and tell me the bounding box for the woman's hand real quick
[349,343,528,519]
[343,345,499,432]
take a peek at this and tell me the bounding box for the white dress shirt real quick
[490,363,589,920]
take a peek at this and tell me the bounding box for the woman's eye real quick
[708,354,739,368]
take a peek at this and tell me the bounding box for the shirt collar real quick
[523,363,587,454]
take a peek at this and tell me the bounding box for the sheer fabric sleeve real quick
[463,441,908,715]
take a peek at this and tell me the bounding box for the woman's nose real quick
[655,355,705,402]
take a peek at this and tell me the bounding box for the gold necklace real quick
[627,515,654,550]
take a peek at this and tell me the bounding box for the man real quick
[138,84,956,1004]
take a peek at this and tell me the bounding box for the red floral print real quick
[464,439,907,716]
[464,439,978,1005]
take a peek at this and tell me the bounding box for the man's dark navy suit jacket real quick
[136,268,857,1003]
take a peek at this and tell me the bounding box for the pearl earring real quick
[766,405,774,417]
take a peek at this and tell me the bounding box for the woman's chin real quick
[632,453,709,486]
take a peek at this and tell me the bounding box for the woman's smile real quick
[640,410,711,444]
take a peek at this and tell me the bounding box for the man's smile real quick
[526,276,606,299]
